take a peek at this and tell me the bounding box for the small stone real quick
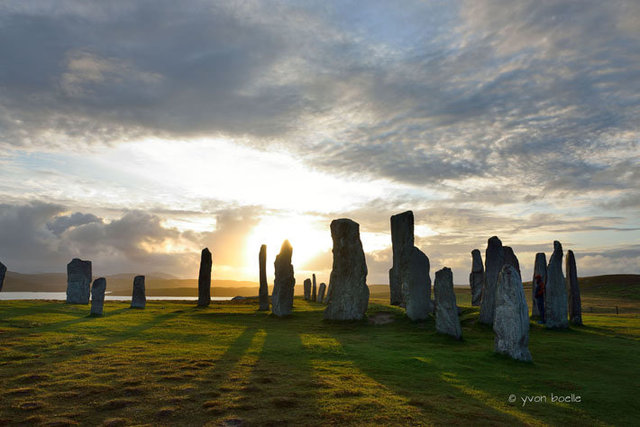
[198,248,212,307]
[403,247,431,321]
[566,250,582,326]
[0,261,6,292]
[312,274,317,302]
[531,253,547,318]
[258,245,269,311]
[272,240,295,317]
[469,249,483,306]
[434,267,462,340]
[318,282,327,303]
[303,278,311,300]
[130,275,146,309]
[66,258,92,304]
[389,211,414,306]
[545,241,568,329]
[90,278,107,316]
[479,236,505,325]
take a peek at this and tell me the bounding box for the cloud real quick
[46,212,101,235]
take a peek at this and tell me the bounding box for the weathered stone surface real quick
[493,265,532,361]
[389,211,414,306]
[318,282,327,303]
[259,245,269,311]
[312,274,317,302]
[130,275,146,309]
[434,267,462,340]
[566,250,582,326]
[469,249,483,306]
[198,248,212,307]
[303,278,312,301]
[90,277,107,316]
[325,282,333,304]
[324,219,369,320]
[403,247,432,321]
[531,253,547,318]
[66,258,92,304]
[0,261,6,292]
[479,236,504,325]
[272,240,295,317]
[503,246,521,278]
[546,241,568,329]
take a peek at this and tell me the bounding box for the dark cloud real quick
[46,212,101,235]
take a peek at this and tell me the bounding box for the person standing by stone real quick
[389,211,414,306]
[493,265,532,362]
[318,282,327,304]
[131,275,146,309]
[259,245,269,311]
[403,247,432,321]
[479,237,504,325]
[545,241,568,329]
[303,278,312,300]
[90,277,107,316]
[324,219,369,321]
[566,250,582,326]
[531,253,547,318]
[533,275,545,324]
[0,261,6,292]
[198,248,212,307]
[469,250,483,306]
[66,258,92,304]
[312,274,317,302]
[272,240,295,317]
[434,267,462,340]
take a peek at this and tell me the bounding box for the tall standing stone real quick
[90,278,107,316]
[403,247,432,321]
[303,278,312,301]
[493,265,532,362]
[434,267,462,340]
[0,261,6,292]
[272,240,295,317]
[503,246,521,278]
[130,275,146,309]
[198,248,212,307]
[469,249,483,306]
[389,211,414,306]
[324,219,369,321]
[66,258,92,304]
[318,282,327,303]
[545,241,568,329]
[259,245,269,311]
[566,250,582,326]
[479,237,504,325]
[531,253,547,318]
[312,274,317,302]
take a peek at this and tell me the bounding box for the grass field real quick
[1,290,639,426]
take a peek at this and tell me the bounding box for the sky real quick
[0,0,639,285]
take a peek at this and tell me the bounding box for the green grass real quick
[0,297,638,426]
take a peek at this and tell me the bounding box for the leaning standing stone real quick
[531,253,547,318]
[198,248,212,307]
[272,240,295,317]
[434,267,462,340]
[469,249,483,306]
[389,211,414,306]
[90,278,107,316]
[0,261,6,292]
[479,236,504,325]
[324,219,369,321]
[259,245,269,311]
[312,274,317,302]
[566,250,582,326]
[66,258,92,304]
[303,278,312,300]
[493,265,532,362]
[546,241,568,329]
[318,282,327,304]
[131,275,146,309]
[403,247,431,321]
[503,246,521,278]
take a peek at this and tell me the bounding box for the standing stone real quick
[259,245,269,311]
[318,282,327,304]
[469,249,483,306]
[198,248,212,307]
[531,253,547,318]
[312,274,317,302]
[0,261,6,292]
[389,211,414,306]
[503,246,521,278]
[130,275,146,309]
[403,247,432,321]
[66,258,92,304]
[479,237,505,325]
[324,219,369,321]
[303,278,312,301]
[434,267,462,340]
[90,278,107,316]
[272,240,295,317]
[566,250,582,326]
[325,282,333,304]
[545,241,568,329]
[493,265,532,362]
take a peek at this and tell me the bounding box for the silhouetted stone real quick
[403,247,432,321]
[130,275,146,309]
[90,278,107,316]
[312,274,317,302]
[434,267,461,340]
[324,219,369,320]
[503,246,521,278]
[0,261,6,292]
[389,211,414,306]
[272,240,295,317]
[259,245,269,311]
[494,265,531,361]
[479,236,504,325]
[469,249,483,306]
[566,250,582,326]
[531,253,547,318]
[318,282,327,303]
[546,241,568,329]
[198,248,212,307]
[303,278,312,301]
[66,258,92,304]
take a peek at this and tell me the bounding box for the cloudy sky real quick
[1,0,639,284]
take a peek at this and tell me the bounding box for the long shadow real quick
[0,302,64,320]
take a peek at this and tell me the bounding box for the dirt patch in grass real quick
[368,311,395,325]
